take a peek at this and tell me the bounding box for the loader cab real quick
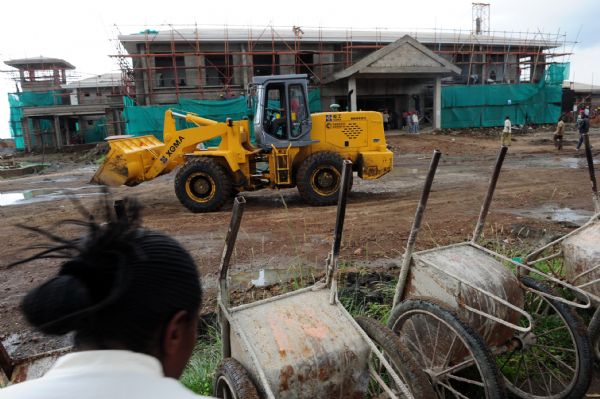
[253,74,314,150]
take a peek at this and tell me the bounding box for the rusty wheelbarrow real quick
[388,148,592,399]
[213,161,435,398]
[525,133,600,361]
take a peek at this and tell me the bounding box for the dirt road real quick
[1,128,599,358]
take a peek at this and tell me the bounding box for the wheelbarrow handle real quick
[218,196,246,306]
[583,134,600,213]
[472,145,508,243]
[326,160,353,287]
[393,150,442,308]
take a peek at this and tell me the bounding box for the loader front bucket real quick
[91,135,165,186]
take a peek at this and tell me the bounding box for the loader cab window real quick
[263,83,288,140]
[289,84,309,138]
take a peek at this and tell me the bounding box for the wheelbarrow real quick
[213,161,434,398]
[525,133,600,361]
[388,148,593,399]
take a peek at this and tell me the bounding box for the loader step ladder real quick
[272,144,292,185]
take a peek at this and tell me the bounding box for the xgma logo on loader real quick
[160,136,185,163]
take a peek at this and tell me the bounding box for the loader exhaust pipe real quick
[583,134,600,213]
[472,145,508,243]
[393,150,442,307]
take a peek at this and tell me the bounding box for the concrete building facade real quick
[117,26,562,129]
[4,58,124,151]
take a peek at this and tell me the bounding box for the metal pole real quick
[393,150,442,308]
[472,145,508,243]
[583,134,600,213]
[218,196,246,358]
[326,160,353,287]
[218,196,246,306]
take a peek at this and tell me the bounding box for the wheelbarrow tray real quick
[225,286,370,398]
[403,243,524,347]
[562,221,600,302]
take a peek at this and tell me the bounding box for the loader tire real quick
[175,157,232,213]
[296,151,346,206]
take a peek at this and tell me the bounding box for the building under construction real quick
[4,4,573,151]
[115,19,570,130]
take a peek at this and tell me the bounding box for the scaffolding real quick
[110,23,574,105]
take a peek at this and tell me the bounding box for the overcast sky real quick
[1,0,598,139]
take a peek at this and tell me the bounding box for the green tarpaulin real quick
[122,88,323,145]
[8,91,62,149]
[441,63,569,129]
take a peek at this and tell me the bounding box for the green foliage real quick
[338,271,397,324]
[180,325,222,396]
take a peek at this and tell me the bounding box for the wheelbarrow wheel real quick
[388,299,506,399]
[356,316,436,398]
[496,276,592,399]
[213,358,260,399]
[587,307,600,362]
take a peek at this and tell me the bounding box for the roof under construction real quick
[4,57,75,70]
[118,26,563,49]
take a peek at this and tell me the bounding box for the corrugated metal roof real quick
[562,81,600,93]
[118,27,561,49]
[62,73,123,89]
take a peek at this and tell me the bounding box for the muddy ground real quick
[1,126,600,389]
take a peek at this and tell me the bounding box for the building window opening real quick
[205,55,232,86]
[253,54,279,76]
[155,55,186,88]
[295,53,314,77]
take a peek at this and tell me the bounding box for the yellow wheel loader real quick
[92,74,393,212]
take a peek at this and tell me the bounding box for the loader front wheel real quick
[297,151,345,206]
[175,157,232,213]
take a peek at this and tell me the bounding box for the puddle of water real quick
[0,186,107,207]
[230,267,319,288]
[508,205,594,226]
[508,156,600,170]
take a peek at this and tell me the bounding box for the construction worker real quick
[576,113,590,150]
[411,112,420,134]
[553,116,565,150]
[383,110,390,131]
[0,198,213,399]
[501,116,512,146]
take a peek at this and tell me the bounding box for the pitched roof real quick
[327,35,460,82]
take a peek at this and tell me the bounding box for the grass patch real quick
[180,324,222,396]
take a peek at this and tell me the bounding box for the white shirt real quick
[411,114,419,123]
[0,350,213,399]
[503,119,512,133]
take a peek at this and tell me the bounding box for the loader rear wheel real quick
[296,151,345,206]
[175,157,232,213]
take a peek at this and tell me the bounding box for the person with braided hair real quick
[0,199,213,398]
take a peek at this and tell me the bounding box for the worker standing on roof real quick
[501,116,512,146]
[0,198,214,399]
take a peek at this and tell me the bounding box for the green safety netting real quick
[8,91,63,149]
[441,63,569,129]
[84,117,107,143]
[122,88,322,145]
